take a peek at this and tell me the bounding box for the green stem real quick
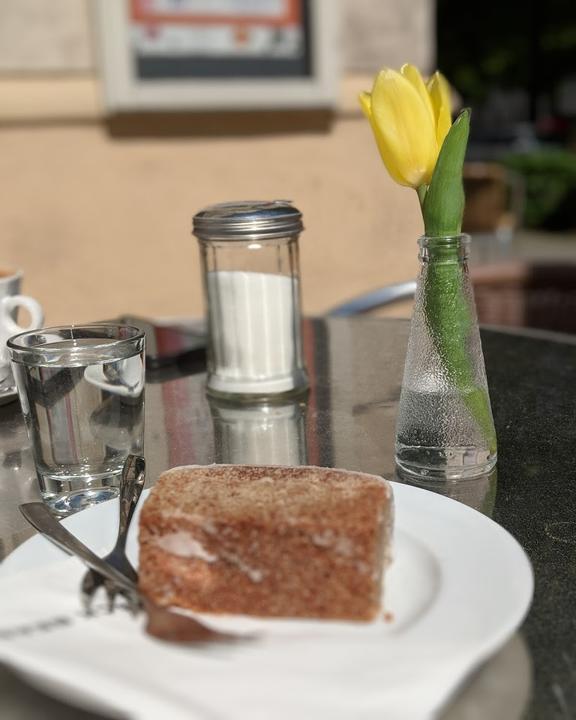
[422,244,497,455]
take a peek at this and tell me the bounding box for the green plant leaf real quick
[424,254,497,454]
[502,150,576,229]
[423,109,470,236]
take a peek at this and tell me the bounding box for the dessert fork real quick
[80,453,145,612]
[19,501,239,644]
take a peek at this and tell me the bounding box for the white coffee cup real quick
[0,269,44,382]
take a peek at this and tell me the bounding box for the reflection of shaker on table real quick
[210,396,308,466]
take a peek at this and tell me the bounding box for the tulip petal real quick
[370,122,411,187]
[359,91,372,119]
[435,71,452,112]
[360,88,407,184]
[360,100,405,185]
[400,64,436,128]
[370,68,438,186]
[427,71,452,149]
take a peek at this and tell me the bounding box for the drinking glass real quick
[8,325,145,514]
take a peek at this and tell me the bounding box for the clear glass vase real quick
[395,234,497,480]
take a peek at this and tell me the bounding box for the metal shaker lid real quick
[192,200,303,241]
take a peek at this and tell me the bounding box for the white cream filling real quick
[155,532,218,563]
[154,532,264,583]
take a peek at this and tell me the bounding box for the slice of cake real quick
[138,465,393,621]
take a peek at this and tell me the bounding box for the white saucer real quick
[0,378,18,406]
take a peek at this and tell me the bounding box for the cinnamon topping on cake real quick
[138,464,393,621]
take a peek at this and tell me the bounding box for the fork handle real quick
[117,454,146,551]
[19,502,137,595]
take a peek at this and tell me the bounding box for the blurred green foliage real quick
[437,0,576,110]
[502,151,576,229]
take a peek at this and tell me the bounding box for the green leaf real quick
[424,256,497,454]
[423,109,470,237]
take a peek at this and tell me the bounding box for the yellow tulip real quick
[360,65,452,188]
[427,71,452,148]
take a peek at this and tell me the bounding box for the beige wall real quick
[0,0,432,324]
[0,0,92,72]
[1,115,422,325]
[343,0,435,73]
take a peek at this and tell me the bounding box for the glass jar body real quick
[198,234,308,400]
[395,235,497,480]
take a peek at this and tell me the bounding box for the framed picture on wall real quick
[95,0,340,112]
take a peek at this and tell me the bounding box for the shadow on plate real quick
[441,633,532,720]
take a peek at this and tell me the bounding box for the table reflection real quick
[396,468,498,517]
[209,397,308,466]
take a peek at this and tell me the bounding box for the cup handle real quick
[1,295,44,335]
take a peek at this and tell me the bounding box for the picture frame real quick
[94,0,340,113]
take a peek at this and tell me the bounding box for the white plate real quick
[0,482,533,719]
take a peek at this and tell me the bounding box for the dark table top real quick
[0,316,574,719]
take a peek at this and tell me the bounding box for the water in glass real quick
[11,331,144,514]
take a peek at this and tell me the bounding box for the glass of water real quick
[8,324,145,515]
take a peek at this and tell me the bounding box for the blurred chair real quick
[329,262,576,335]
[328,281,417,317]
